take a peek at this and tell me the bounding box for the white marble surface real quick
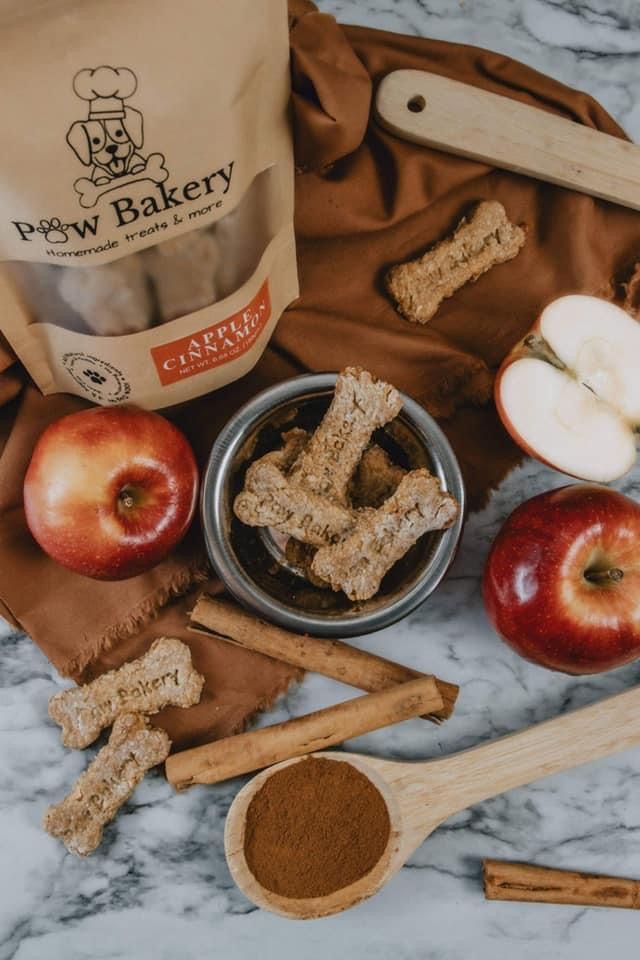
[2,2,640,958]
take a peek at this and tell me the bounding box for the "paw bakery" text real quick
[10,161,234,245]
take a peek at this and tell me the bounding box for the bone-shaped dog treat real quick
[143,229,221,322]
[312,469,459,601]
[234,460,354,548]
[236,428,319,570]
[285,443,406,585]
[386,201,526,325]
[278,435,405,509]
[49,637,204,749]
[288,367,403,505]
[58,254,152,336]
[43,713,170,856]
[258,428,309,472]
[349,444,407,509]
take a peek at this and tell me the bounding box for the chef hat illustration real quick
[73,66,138,120]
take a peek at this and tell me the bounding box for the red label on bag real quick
[151,281,271,386]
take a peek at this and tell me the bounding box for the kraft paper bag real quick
[0,0,298,409]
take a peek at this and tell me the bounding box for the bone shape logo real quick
[72,153,169,209]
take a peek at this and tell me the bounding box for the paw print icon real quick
[36,218,69,244]
[83,369,107,385]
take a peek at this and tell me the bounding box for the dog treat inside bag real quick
[0,0,297,408]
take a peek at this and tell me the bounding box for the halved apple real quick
[495,295,640,482]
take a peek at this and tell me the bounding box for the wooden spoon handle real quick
[421,685,640,822]
[166,676,443,790]
[374,69,640,211]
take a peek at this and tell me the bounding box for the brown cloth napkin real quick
[1,3,639,751]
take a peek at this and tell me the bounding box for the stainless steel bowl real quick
[201,373,465,637]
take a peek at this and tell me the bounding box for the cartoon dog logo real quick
[66,66,168,208]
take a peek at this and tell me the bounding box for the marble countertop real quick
[2,2,640,958]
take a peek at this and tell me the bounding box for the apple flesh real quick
[495,295,640,482]
[24,406,198,580]
[483,484,640,674]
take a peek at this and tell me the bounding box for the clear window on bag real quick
[5,166,279,336]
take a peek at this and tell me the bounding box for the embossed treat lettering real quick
[116,668,180,703]
[233,368,402,549]
[386,201,526,325]
[234,460,354,548]
[43,714,171,856]
[311,469,459,601]
[76,751,140,821]
[288,367,402,505]
[49,637,204,749]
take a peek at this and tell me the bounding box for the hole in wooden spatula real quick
[407,95,426,113]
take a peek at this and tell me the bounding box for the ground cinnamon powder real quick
[243,756,391,899]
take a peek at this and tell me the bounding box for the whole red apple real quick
[24,405,198,580]
[483,484,640,674]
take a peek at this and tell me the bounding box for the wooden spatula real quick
[374,69,640,211]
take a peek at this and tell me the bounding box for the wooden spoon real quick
[374,69,640,210]
[225,685,640,919]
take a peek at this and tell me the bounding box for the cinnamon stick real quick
[166,676,443,790]
[189,595,458,722]
[483,860,640,910]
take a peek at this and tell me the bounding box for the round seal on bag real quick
[61,352,131,403]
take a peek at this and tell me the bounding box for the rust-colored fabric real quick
[1,6,639,751]
[282,9,640,506]
[289,1,371,173]
[0,352,302,751]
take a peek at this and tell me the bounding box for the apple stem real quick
[585,567,624,584]
[119,490,135,510]
[523,334,566,370]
